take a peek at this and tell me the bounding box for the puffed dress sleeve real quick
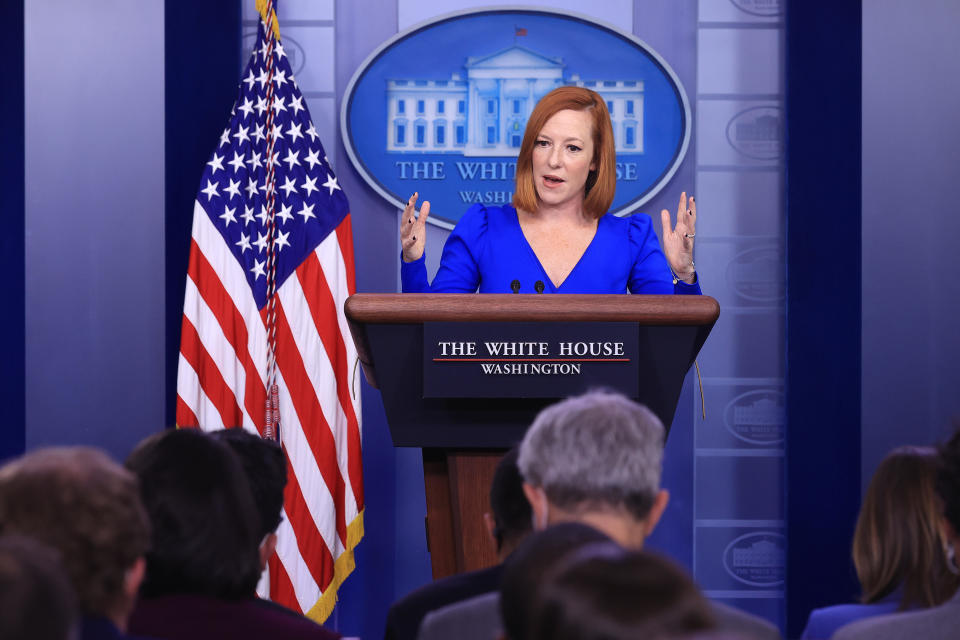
[626,213,702,295]
[400,203,489,293]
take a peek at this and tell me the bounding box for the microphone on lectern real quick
[534,280,545,294]
[510,280,521,294]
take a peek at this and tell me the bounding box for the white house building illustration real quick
[386,46,644,156]
[730,249,785,301]
[732,539,785,569]
[733,397,784,429]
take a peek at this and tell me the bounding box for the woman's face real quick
[531,109,596,211]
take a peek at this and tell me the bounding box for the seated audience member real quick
[211,427,288,596]
[834,427,960,640]
[386,447,532,640]
[124,428,338,640]
[0,535,78,640]
[801,446,959,639]
[0,448,150,640]
[418,522,611,640]
[527,543,715,640]
[517,390,781,640]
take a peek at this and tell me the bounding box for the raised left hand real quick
[660,191,697,284]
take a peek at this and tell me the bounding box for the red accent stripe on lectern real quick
[432,358,631,363]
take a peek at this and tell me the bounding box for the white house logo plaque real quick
[342,8,691,229]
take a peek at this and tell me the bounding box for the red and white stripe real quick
[176,200,363,619]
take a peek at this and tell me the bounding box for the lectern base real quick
[422,448,505,579]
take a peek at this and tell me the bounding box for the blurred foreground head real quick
[210,428,287,540]
[0,447,149,628]
[0,535,78,640]
[500,522,611,640]
[211,427,288,578]
[487,447,533,557]
[125,428,261,599]
[937,424,960,573]
[518,390,668,548]
[527,544,715,640]
[853,446,960,609]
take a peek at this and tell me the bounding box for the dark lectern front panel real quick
[366,322,707,448]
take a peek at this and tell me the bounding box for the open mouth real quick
[543,175,564,185]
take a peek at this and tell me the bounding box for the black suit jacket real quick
[383,564,504,640]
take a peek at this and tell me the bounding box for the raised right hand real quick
[401,192,431,263]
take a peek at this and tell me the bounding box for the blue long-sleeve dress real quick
[401,203,701,295]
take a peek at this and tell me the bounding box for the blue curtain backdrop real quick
[1,0,25,462]
[785,2,861,637]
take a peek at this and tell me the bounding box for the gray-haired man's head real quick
[518,390,668,548]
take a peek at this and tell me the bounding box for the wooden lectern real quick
[345,293,719,579]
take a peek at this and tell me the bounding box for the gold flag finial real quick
[256,0,280,40]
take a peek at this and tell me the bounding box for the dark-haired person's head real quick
[486,447,533,559]
[0,447,149,631]
[513,86,616,219]
[518,390,668,550]
[853,446,960,609]
[125,428,261,600]
[500,522,611,640]
[937,424,960,577]
[526,544,715,640]
[211,428,288,572]
[0,535,78,640]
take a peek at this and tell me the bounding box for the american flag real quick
[176,2,363,623]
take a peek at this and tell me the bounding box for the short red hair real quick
[513,86,616,219]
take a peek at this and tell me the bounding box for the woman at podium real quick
[400,86,700,295]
